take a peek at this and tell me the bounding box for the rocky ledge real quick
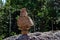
[4,31,60,40]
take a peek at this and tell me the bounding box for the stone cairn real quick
[4,8,60,40]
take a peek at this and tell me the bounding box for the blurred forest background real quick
[0,0,60,40]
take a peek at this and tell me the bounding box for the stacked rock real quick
[4,31,60,40]
[3,8,60,40]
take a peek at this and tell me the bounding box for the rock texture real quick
[4,31,60,40]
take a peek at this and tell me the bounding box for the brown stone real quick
[17,8,34,34]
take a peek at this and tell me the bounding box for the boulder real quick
[4,31,60,40]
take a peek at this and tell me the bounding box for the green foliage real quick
[10,32,16,36]
[0,0,60,39]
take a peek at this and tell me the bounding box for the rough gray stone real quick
[4,31,60,40]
